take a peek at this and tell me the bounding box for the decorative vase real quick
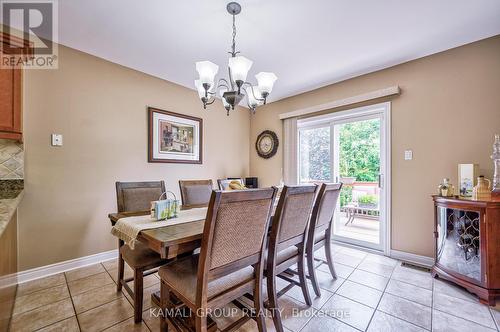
[473,176,491,200]
[438,178,454,197]
[491,134,500,196]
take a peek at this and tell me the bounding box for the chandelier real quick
[194,2,277,116]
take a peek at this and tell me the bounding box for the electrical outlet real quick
[404,150,413,160]
[51,134,63,146]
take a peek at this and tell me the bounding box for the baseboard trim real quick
[16,249,118,284]
[390,250,435,268]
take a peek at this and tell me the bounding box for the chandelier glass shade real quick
[194,2,277,115]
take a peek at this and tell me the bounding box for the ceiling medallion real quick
[194,2,277,116]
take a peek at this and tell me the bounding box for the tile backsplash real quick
[0,139,24,179]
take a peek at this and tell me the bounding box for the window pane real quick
[299,126,331,183]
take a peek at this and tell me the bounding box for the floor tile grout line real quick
[382,289,431,308]
[12,295,73,318]
[16,280,67,298]
[73,295,126,316]
[433,287,496,311]
[92,304,135,332]
[315,300,365,332]
[65,264,109,283]
[490,310,500,332]
[430,276,434,331]
[69,280,116,298]
[67,267,113,283]
[433,279,483,304]
[355,266,394,278]
[388,274,434,292]
[64,271,83,332]
[363,259,396,331]
[12,284,72,317]
[344,273,388,293]
[302,315,364,332]
[373,309,431,331]
[31,315,78,332]
[14,281,68,300]
[489,307,500,331]
[10,297,73,324]
[432,306,497,330]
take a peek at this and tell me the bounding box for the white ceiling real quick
[11,0,500,102]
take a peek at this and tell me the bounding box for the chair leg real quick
[117,239,124,292]
[195,311,208,332]
[133,269,144,324]
[297,250,312,306]
[160,281,169,332]
[306,246,322,297]
[325,229,337,279]
[253,273,267,332]
[267,275,284,332]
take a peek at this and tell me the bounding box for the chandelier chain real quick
[231,13,237,56]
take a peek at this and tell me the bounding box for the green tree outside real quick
[299,119,380,206]
[339,119,380,182]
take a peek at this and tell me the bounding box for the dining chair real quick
[217,178,245,190]
[159,188,277,332]
[114,181,169,323]
[178,179,213,209]
[305,182,343,297]
[266,184,318,332]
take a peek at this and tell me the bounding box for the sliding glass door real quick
[298,103,390,252]
[299,125,331,183]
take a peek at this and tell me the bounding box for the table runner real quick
[111,207,208,249]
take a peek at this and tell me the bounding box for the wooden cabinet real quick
[0,64,22,140]
[432,195,500,305]
[0,212,18,332]
[0,32,30,141]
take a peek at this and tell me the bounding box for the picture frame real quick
[148,107,203,164]
[458,163,478,197]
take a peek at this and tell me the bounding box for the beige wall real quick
[250,35,500,258]
[18,36,500,269]
[19,45,250,270]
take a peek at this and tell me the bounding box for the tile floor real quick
[9,244,500,332]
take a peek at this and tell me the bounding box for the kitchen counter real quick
[0,180,24,238]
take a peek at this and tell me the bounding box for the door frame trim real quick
[297,102,392,255]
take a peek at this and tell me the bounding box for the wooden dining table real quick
[108,210,211,311]
[107,196,281,259]
[108,210,207,260]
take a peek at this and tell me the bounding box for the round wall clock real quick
[256,130,279,159]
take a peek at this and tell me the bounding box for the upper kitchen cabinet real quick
[0,33,32,141]
[0,62,22,140]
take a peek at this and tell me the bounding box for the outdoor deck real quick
[335,214,380,244]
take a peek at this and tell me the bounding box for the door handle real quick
[378,174,383,188]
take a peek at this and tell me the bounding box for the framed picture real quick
[148,107,202,164]
[458,163,478,197]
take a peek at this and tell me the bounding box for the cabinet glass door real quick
[436,206,481,282]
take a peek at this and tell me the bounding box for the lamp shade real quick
[228,56,253,82]
[246,86,262,108]
[194,80,206,99]
[255,72,277,95]
[196,61,219,86]
[219,87,231,109]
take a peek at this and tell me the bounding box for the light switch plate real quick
[404,150,413,160]
[51,134,63,146]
